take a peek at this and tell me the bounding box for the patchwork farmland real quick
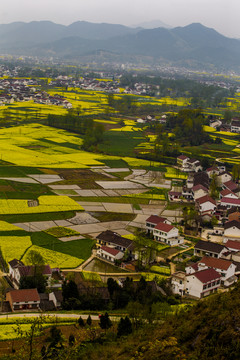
[0,69,239,310]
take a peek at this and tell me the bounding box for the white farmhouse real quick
[196,195,216,214]
[197,256,236,286]
[192,184,209,201]
[97,245,124,263]
[153,223,184,246]
[221,197,240,209]
[171,271,186,296]
[186,268,221,298]
[194,240,227,258]
[145,215,170,235]
[220,189,238,200]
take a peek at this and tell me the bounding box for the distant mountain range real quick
[0,20,239,71]
[132,20,172,29]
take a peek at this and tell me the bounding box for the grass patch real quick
[99,130,144,157]
[75,196,149,205]
[101,159,129,168]
[31,232,95,262]
[81,271,102,282]
[0,210,76,223]
[45,227,80,238]
[0,166,43,177]
[92,212,135,222]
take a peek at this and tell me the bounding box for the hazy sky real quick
[1,0,239,38]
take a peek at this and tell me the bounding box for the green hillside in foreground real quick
[59,284,240,360]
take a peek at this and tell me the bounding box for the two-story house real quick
[185,268,221,298]
[153,223,184,246]
[145,215,170,235]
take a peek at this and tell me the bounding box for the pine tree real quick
[69,334,75,347]
[78,316,85,327]
[117,316,132,337]
[99,312,112,331]
[86,315,92,326]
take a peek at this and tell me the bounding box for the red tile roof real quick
[8,289,40,303]
[188,262,199,271]
[221,188,231,195]
[225,240,240,251]
[197,195,216,205]
[200,256,232,271]
[178,155,188,160]
[146,215,166,225]
[190,268,221,283]
[101,245,121,256]
[221,197,240,206]
[154,222,175,233]
[224,180,238,191]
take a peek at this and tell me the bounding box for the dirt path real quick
[170,262,176,274]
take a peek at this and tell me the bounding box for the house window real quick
[180,280,182,285]
[203,285,207,290]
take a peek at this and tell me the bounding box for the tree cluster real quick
[167,109,211,146]
[61,277,173,311]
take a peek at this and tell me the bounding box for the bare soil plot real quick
[102,202,133,213]
[68,220,129,235]
[125,170,171,188]
[115,189,149,196]
[28,174,62,184]
[49,185,81,190]
[67,212,100,225]
[77,201,103,206]
[13,220,56,232]
[55,169,112,189]
[161,209,183,218]
[96,180,144,189]
[75,189,98,196]
[91,189,108,196]
[78,205,107,212]
[54,219,73,227]
[59,235,85,242]
[68,223,107,234]
[102,190,119,196]
[129,214,151,227]
[99,221,130,230]
[104,168,130,172]
[140,204,166,215]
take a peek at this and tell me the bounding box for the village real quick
[1,151,240,313]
